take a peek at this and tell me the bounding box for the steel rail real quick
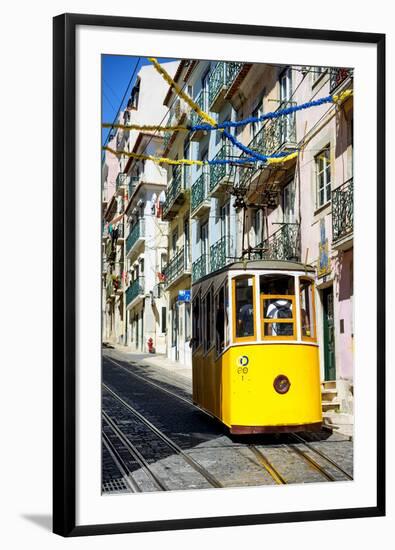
[102,410,168,491]
[285,444,336,481]
[102,430,142,493]
[248,445,287,484]
[102,383,223,489]
[290,433,353,480]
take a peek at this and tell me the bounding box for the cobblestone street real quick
[102,348,353,494]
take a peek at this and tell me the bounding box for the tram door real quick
[323,287,336,381]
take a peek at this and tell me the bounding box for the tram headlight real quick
[273,374,291,394]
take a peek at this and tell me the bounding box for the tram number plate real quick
[237,356,249,380]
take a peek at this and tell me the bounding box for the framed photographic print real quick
[53,13,385,537]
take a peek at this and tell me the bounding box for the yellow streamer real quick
[267,152,298,165]
[148,57,218,127]
[104,146,204,166]
[102,122,189,132]
[332,89,353,104]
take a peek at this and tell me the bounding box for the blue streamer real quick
[189,95,334,133]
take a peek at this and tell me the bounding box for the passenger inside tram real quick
[261,274,295,337]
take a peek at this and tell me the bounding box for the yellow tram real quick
[191,260,322,434]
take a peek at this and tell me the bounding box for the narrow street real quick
[102,348,353,494]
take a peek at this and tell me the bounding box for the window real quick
[215,283,229,354]
[203,288,213,352]
[312,66,327,83]
[260,274,296,339]
[220,202,230,258]
[299,278,316,340]
[233,275,256,341]
[161,306,167,333]
[185,302,191,341]
[316,146,331,208]
[200,221,209,272]
[172,229,178,255]
[192,294,201,350]
[184,217,190,269]
[171,302,178,347]
[251,93,265,138]
[283,180,295,223]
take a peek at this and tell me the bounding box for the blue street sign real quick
[178,290,191,302]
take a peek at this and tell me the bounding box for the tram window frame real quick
[192,292,201,351]
[203,286,214,354]
[261,294,297,340]
[299,277,317,342]
[232,275,257,343]
[215,285,226,356]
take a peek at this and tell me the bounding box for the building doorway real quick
[322,286,336,381]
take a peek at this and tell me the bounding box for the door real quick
[323,287,336,380]
[200,221,209,273]
[280,68,292,143]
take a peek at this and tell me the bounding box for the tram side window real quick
[215,286,225,354]
[204,288,213,353]
[234,276,255,339]
[260,274,295,338]
[300,278,316,339]
[192,295,201,349]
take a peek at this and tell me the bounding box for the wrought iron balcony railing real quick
[126,220,145,255]
[191,168,210,214]
[210,236,231,273]
[330,67,353,93]
[332,178,353,244]
[209,142,234,193]
[254,224,300,262]
[191,254,210,283]
[190,89,209,127]
[162,165,184,219]
[115,173,128,192]
[125,276,145,307]
[163,246,190,288]
[208,61,243,109]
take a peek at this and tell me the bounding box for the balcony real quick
[115,173,128,195]
[162,165,188,221]
[254,224,300,262]
[126,220,145,259]
[330,67,353,94]
[209,143,234,197]
[332,178,353,249]
[191,168,211,218]
[128,176,140,200]
[105,239,115,263]
[114,223,124,244]
[210,236,231,273]
[163,246,191,289]
[163,99,190,153]
[208,61,243,112]
[125,276,145,309]
[190,89,209,140]
[191,254,210,283]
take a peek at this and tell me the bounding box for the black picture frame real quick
[53,13,386,537]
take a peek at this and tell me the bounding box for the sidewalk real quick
[104,343,192,382]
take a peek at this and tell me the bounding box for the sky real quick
[101,55,178,147]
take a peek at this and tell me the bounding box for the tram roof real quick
[192,259,315,295]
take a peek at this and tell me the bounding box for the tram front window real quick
[260,274,296,339]
[234,276,255,339]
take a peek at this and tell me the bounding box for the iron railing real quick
[125,276,145,307]
[162,165,183,218]
[208,61,243,107]
[332,178,353,243]
[126,220,145,255]
[209,142,234,193]
[191,168,210,212]
[255,224,300,262]
[330,67,353,93]
[190,89,209,127]
[191,254,209,283]
[163,246,189,287]
[210,236,231,272]
[115,173,128,192]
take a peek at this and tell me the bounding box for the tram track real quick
[103,355,352,485]
[102,382,224,489]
